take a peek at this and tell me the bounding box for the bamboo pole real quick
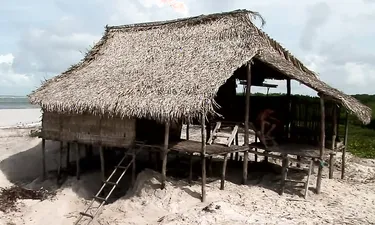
[341,112,349,179]
[42,139,46,180]
[242,61,252,185]
[329,105,338,179]
[316,97,325,194]
[220,153,229,190]
[161,121,170,189]
[201,113,207,202]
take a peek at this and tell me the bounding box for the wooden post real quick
[279,155,288,195]
[57,141,63,181]
[316,96,325,194]
[99,145,105,182]
[132,147,136,186]
[206,121,211,143]
[220,153,229,190]
[188,153,193,185]
[341,112,349,179]
[161,121,170,189]
[329,105,338,179]
[201,113,207,202]
[76,142,81,180]
[242,61,252,185]
[186,120,190,140]
[286,78,291,138]
[66,142,70,169]
[42,139,46,180]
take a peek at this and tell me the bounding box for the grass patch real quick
[345,124,375,158]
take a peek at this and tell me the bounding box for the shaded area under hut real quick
[28,9,371,211]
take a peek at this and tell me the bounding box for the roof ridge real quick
[107,9,251,30]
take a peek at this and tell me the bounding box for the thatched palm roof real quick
[29,9,371,124]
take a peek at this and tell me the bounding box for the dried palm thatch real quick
[28,9,371,124]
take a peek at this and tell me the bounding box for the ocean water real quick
[0,95,39,109]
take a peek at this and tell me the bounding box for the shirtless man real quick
[255,109,280,147]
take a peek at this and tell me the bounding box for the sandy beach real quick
[0,108,375,225]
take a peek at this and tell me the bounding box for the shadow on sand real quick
[0,140,311,204]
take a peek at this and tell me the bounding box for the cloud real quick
[299,2,331,51]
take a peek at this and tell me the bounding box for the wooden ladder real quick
[74,150,137,225]
[207,122,239,147]
[279,156,314,199]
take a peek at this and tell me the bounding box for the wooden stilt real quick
[220,154,229,190]
[242,60,252,185]
[286,78,291,139]
[316,96,325,194]
[42,138,46,180]
[57,141,63,181]
[329,153,335,179]
[99,145,105,182]
[341,112,349,179]
[76,142,81,180]
[235,152,239,161]
[201,113,207,202]
[304,159,313,198]
[132,147,136,186]
[208,156,213,177]
[186,120,190,140]
[161,122,170,189]
[66,142,70,169]
[230,153,234,161]
[189,153,193,185]
[279,155,288,195]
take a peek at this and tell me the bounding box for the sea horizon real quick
[0,95,39,109]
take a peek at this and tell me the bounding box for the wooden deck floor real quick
[249,142,333,158]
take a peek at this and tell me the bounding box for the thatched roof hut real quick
[28,9,371,124]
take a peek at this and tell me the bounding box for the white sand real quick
[0,108,41,128]
[0,110,374,224]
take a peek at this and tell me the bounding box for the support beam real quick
[316,97,325,194]
[242,61,252,185]
[42,139,46,180]
[220,153,229,190]
[201,113,207,202]
[329,105,338,179]
[161,121,170,189]
[341,112,349,179]
[99,145,105,182]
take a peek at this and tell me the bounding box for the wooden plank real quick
[316,97,325,194]
[42,139,46,180]
[201,113,207,202]
[99,145,105,182]
[227,125,239,147]
[341,112,349,179]
[220,154,229,190]
[207,122,221,145]
[243,61,252,185]
[161,122,170,189]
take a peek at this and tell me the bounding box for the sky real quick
[0,0,374,96]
